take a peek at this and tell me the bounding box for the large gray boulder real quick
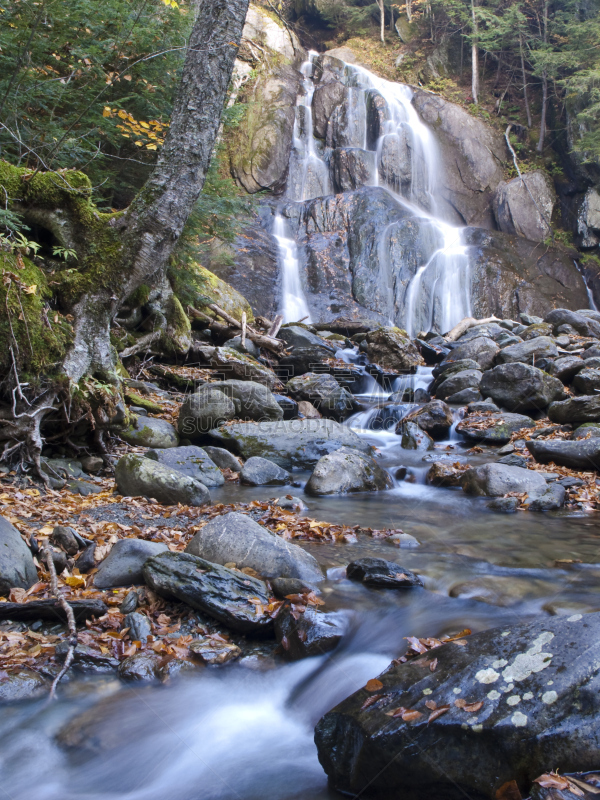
[398,400,453,439]
[544,308,600,338]
[285,373,355,420]
[436,369,482,401]
[461,463,547,498]
[115,454,211,506]
[365,327,422,371]
[479,363,564,412]
[202,446,242,472]
[210,380,283,422]
[526,438,600,471]
[493,171,555,242]
[548,395,600,424]
[94,538,168,589]
[185,511,322,582]
[143,551,274,634]
[209,347,281,389]
[209,419,372,469]
[444,336,499,370]
[305,447,392,496]
[146,446,224,487]
[312,77,347,140]
[239,456,291,486]
[547,355,585,383]
[275,605,347,660]
[346,557,423,589]
[573,367,600,395]
[496,336,558,364]
[0,516,37,595]
[177,386,235,442]
[315,613,600,799]
[120,416,179,449]
[457,412,534,444]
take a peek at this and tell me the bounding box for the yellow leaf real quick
[38,525,54,535]
[102,106,112,117]
[139,121,150,129]
[64,576,85,588]
[117,109,127,120]
[123,74,132,81]
[23,284,37,295]
[146,143,157,150]
[135,141,144,146]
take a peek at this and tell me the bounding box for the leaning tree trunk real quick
[471,0,479,104]
[1,0,250,473]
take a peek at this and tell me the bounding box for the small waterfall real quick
[274,214,312,324]
[574,259,599,312]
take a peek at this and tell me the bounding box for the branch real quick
[445,315,501,342]
[42,547,77,700]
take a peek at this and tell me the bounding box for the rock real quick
[298,400,322,418]
[573,368,600,395]
[493,170,555,242]
[94,538,168,589]
[497,453,528,468]
[120,416,179,449]
[275,495,308,511]
[0,669,48,703]
[191,264,254,323]
[520,322,553,341]
[210,347,281,390]
[315,613,600,799]
[479,363,565,412]
[143,551,273,634]
[487,496,520,513]
[49,548,68,573]
[120,590,139,614]
[242,5,298,60]
[285,373,355,420]
[189,637,242,665]
[305,447,393,496]
[573,423,600,439]
[208,419,372,469]
[526,482,566,511]
[76,544,96,573]
[545,308,600,338]
[583,344,600,360]
[446,388,481,404]
[177,386,236,442]
[432,359,480,383]
[185,512,323,583]
[114,454,211,507]
[55,642,119,673]
[547,356,584,383]
[365,327,422,371]
[457,412,534,444]
[51,525,80,556]
[274,605,346,660]
[400,421,434,451]
[417,339,449,364]
[146,445,224,487]
[468,400,500,413]
[270,577,316,598]
[118,652,162,682]
[239,456,291,486]
[202,446,242,471]
[210,380,284,422]
[461,463,547,498]
[313,77,347,140]
[0,516,37,596]
[123,611,151,643]
[346,558,423,589]
[496,336,558,365]
[426,462,465,487]
[399,400,453,439]
[526,438,600,471]
[548,396,600,424]
[273,394,299,420]
[443,337,499,370]
[387,532,420,548]
[331,147,376,192]
[436,369,482,401]
[80,455,104,474]
[0,598,108,623]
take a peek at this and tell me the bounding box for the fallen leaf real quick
[534,774,570,791]
[464,701,483,713]
[428,705,450,723]
[429,658,438,672]
[425,700,437,710]
[401,709,423,722]
[361,694,382,710]
[495,780,522,800]
[64,576,85,588]
[365,679,384,692]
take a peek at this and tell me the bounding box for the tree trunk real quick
[406,0,412,22]
[520,35,532,128]
[471,0,479,104]
[537,0,549,152]
[378,0,385,43]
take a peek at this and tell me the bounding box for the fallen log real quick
[187,305,286,355]
[0,598,108,623]
[445,316,502,343]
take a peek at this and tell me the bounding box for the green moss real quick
[159,294,192,356]
[193,264,254,323]
[124,391,163,414]
[127,284,151,308]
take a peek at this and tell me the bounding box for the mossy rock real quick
[192,264,253,323]
[124,392,163,414]
[120,416,179,449]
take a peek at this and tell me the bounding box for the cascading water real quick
[274,214,312,323]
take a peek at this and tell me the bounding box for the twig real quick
[241,311,247,349]
[42,547,77,700]
[268,314,283,338]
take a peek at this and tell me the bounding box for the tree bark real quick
[471,0,479,104]
[520,35,532,128]
[377,0,385,43]
[537,0,549,152]
[406,0,412,23]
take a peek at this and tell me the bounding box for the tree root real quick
[42,547,78,701]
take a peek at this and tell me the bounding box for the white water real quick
[274,214,312,323]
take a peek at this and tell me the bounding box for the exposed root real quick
[42,546,78,701]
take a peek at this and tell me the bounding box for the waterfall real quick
[274,51,471,334]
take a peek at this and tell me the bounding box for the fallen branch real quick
[445,316,502,342]
[119,330,161,359]
[42,547,78,700]
[188,305,286,355]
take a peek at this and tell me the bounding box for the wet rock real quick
[118,652,162,682]
[123,612,151,643]
[177,386,236,441]
[49,547,68,574]
[461,463,547,498]
[189,637,242,665]
[457,412,534,444]
[526,482,566,511]
[436,369,482,401]
[493,170,555,242]
[365,327,422,371]
[444,337,499,370]
[547,356,585,383]
[496,336,558,365]
[51,525,80,556]
[497,453,528,468]
[76,544,96,574]
[487,496,520,513]
[239,456,291,486]
[0,669,48,703]
[520,322,554,340]
[115,454,211,507]
[548,396,600,424]
[273,394,299,420]
[285,373,355,421]
[572,423,600,439]
[305,447,392,496]
[331,147,376,192]
[545,308,600,338]
[479,363,565,413]
[0,515,38,595]
[0,598,107,623]
[417,339,449,364]
[400,421,434,451]
[120,590,139,614]
[208,419,372,470]
[399,400,453,439]
[582,344,600,360]
[573,368,600,395]
[278,346,337,376]
[346,558,422,589]
[278,324,335,351]
[431,359,480,385]
[202,446,242,472]
[56,642,119,673]
[185,512,323,583]
[378,129,412,189]
[468,400,500,413]
[526,438,600,471]
[143,551,273,634]
[315,612,600,800]
[274,605,346,660]
[270,577,316,598]
[94,538,168,589]
[313,77,347,139]
[146,445,224,487]
[445,388,481,405]
[426,462,466,487]
[275,495,308,511]
[120,416,179,449]
[387,532,420,548]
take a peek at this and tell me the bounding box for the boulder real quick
[457,412,534,444]
[189,637,242,665]
[548,396,600,424]
[545,308,600,338]
[94,538,168,588]
[526,482,566,511]
[331,147,376,192]
[520,322,553,340]
[461,463,547,498]
[445,388,481,404]
[493,171,555,242]
[346,558,423,589]
[365,327,422,371]
[122,611,152,643]
[278,324,335,351]
[143,551,273,634]
[582,344,600,360]
[285,373,355,420]
[0,668,48,703]
[305,447,393,496]
[436,369,482,401]
[114,454,211,506]
[431,359,480,385]
[177,387,236,441]
[210,379,283,422]
[120,416,179,449]
[210,347,281,389]
[315,613,600,800]
[185,512,323,582]
[496,336,558,365]
[51,525,80,555]
[443,337,499,370]
[479,363,565,412]
[400,421,434,451]
[526,438,600,471]
[573,423,600,439]
[118,652,162,682]
[313,77,347,140]
[242,5,298,60]
[202,446,242,471]
[573,368,600,395]
[0,516,37,596]
[399,400,453,439]
[208,419,372,469]
[274,605,346,660]
[298,400,322,418]
[272,394,299,420]
[547,356,584,383]
[426,461,466,487]
[270,576,316,598]
[146,446,224,487]
[239,456,291,486]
